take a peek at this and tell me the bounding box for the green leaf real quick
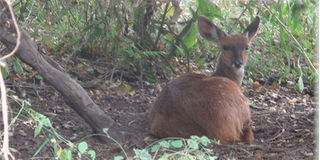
[42,117,52,128]
[279,26,287,45]
[78,142,88,154]
[165,33,174,42]
[53,141,58,157]
[164,68,172,74]
[187,139,199,149]
[181,155,195,160]
[83,23,96,32]
[111,28,118,37]
[32,138,50,158]
[35,75,43,80]
[175,45,185,55]
[66,150,73,160]
[88,150,96,159]
[144,72,157,83]
[124,49,136,57]
[159,141,170,148]
[60,150,72,160]
[199,136,211,146]
[171,140,183,148]
[114,156,124,160]
[67,141,75,148]
[151,144,160,152]
[296,62,304,93]
[198,0,221,20]
[102,128,109,134]
[13,58,23,74]
[202,147,214,154]
[209,156,219,160]
[291,69,297,77]
[133,149,152,160]
[195,58,205,68]
[159,153,170,160]
[183,23,198,50]
[34,121,43,137]
[1,66,8,79]
[166,3,174,19]
[190,135,199,139]
[93,28,102,37]
[291,0,303,30]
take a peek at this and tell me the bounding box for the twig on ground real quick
[270,128,285,142]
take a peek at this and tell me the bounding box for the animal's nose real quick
[234,61,243,68]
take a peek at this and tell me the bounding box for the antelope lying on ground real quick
[150,15,260,145]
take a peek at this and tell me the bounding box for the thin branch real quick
[25,0,35,21]
[17,0,30,21]
[234,0,251,30]
[153,2,169,50]
[0,0,21,61]
[0,5,8,19]
[60,1,75,29]
[262,1,318,75]
[159,54,177,75]
[1,0,21,159]
[0,61,14,160]
[233,0,259,32]
[151,19,188,25]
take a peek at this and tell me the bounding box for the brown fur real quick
[150,74,253,144]
[150,16,259,145]
[220,35,249,69]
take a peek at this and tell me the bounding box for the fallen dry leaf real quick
[253,81,260,86]
[57,148,63,157]
[117,83,132,96]
[159,43,166,50]
[271,82,280,90]
[256,154,262,160]
[256,86,263,92]
[306,152,314,156]
[280,109,286,114]
[143,136,150,142]
[288,98,297,104]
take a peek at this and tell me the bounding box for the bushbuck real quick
[149,15,260,145]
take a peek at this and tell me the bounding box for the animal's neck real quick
[212,58,244,86]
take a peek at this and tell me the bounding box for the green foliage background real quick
[12,0,317,90]
[2,0,317,159]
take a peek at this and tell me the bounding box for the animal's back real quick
[150,73,253,144]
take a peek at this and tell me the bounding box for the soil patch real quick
[8,63,316,159]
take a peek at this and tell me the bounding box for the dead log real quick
[0,2,118,141]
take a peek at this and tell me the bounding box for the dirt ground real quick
[8,58,316,160]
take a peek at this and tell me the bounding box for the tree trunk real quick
[0,2,118,141]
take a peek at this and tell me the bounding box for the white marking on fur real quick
[234,66,244,76]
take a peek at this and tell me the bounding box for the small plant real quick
[110,135,220,160]
[145,136,219,160]
[10,96,96,160]
[28,108,97,160]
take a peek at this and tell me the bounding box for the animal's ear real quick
[243,16,260,41]
[198,16,227,43]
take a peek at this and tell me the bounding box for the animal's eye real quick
[245,47,249,51]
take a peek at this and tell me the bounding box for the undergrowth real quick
[8,96,220,160]
[8,0,316,93]
[0,0,317,159]
[8,96,96,160]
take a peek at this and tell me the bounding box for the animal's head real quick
[198,16,260,69]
